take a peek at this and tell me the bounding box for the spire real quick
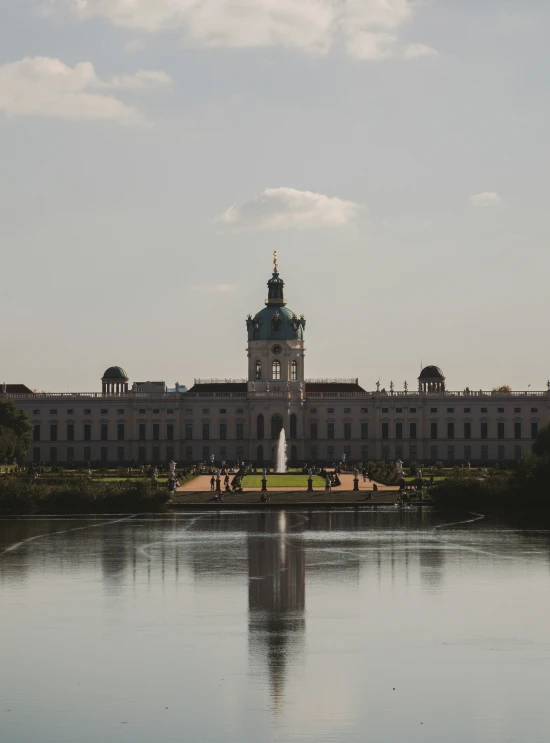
[266,252,286,306]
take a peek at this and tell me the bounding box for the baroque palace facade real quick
[3,256,550,467]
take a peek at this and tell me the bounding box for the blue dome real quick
[247,305,305,341]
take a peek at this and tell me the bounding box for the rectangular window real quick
[410,408,416,413]
[327,423,335,440]
[464,422,471,440]
[382,422,389,440]
[327,408,334,414]
[447,445,454,462]
[236,423,244,440]
[410,422,417,440]
[361,446,368,462]
[327,446,334,465]
[361,422,368,439]
[153,423,160,441]
[396,446,403,461]
[447,408,454,414]
[382,408,388,413]
[396,408,402,414]
[497,422,504,440]
[430,445,438,462]
[531,422,538,439]
[361,408,368,413]
[49,409,57,415]
[220,423,227,440]
[50,424,58,442]
[33,409,40,415]
[219,446,226,461]
[83,447,91,464]
[139,423,146,441]
[153,446,160,462]
[67,409,74,415]
[396,422,403,439]
[447,422,454,439]
[50,447,57,464]
[344,423,351,440]
[167,409,174,415]
[311,408,317,414]
[202,408,210,414]
[185,446,193,461]
[344,445,352,460]
[185,408,192,414]
[185,423,193,440]
[531,408,538,414]
[514,408,521,413]
[310,423,318,440]
[167,446,175,461]
[67,447,74,464]
[203,424,210,441]
[514,422,522,439]
[498,445,505,461]
[481,422,488,439]
[101,409,108,415]
[219,408,227,414]
[153,409,160,414]
[481,408,487,414]
[84,424,91,441]
[138,447,146,463]
[167,424,174,441]
[116,409,124,415]
[236,447,244,464]
[237,408,244,414]
[310,446,317,462]
[409,446,417,461]
[118,447,125,463]
[139,409,146,415]
[344,408,351,414]
[481,445,489,461]
[84,409,91,415]
[514,445,521,461]
[430,422,438,439]
[117,424,125,441]
[101,446,108,464]
[33,447,40,463]
[464,445,471,462]
[498,408,504,413]
[67,424,74,441]
[464,408,471,413]
[33,424,40,442]
[382,447,389,462]
[430,408,437,414]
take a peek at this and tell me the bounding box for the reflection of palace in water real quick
[247,511,306,708]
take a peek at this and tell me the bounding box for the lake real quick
[1,509,550,742]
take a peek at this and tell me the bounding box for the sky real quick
[1,0,549,393]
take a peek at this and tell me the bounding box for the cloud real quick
[125,38,147,53]
[470,192,502,207]
[191,283,236,293]
[0,56,171,123]
[217,187,361,231]
[48,0,436,60]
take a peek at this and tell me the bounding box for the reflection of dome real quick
[102,366,128,380]
[419,365,444,380]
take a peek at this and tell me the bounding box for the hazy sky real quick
[1,0,549,392]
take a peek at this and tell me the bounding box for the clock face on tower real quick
[271,344,282,355]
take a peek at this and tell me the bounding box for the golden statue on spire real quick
[273,250,279,273]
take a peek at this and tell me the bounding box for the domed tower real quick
[418,365,445,393]
[246,253,306,393]
[102,366,129,395]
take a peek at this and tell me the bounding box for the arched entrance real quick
[271,414,283,439]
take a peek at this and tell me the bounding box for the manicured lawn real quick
[243,475,326,488]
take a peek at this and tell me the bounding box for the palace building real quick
[3,255,549,467]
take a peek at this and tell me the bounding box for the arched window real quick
[290,413,297,439]
[291,360,297,381]
[271,414,283,439]
[257,445,264,463]
[255,360,262,380]
[257,414,264,440]
[272,359,281,380]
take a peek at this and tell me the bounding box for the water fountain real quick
[276,428,287,473]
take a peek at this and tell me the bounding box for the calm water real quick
[1,509,550,743]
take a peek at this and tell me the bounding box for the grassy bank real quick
[0,479,172,514]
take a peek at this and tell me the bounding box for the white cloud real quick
[217,187,361,231]
[125,38,147,53]
[470,192,502,207]
[0,56,171,123]
[49,0,436,60]
[191,283,236,293]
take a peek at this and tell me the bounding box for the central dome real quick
[247,256,306,341]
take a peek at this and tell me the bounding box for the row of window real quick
[34,423,177,442]
[255,360,298,381]
[381,421,537,440]
[34,408,175,416]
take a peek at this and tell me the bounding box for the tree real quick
[492,385,512,393]
[0,400,32,463]
[532,424,550,457]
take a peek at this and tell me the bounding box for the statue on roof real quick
[273,250,279,273]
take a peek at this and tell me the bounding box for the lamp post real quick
[353,466,359,491]
[261,468,267,493]
[307,467,313,492]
